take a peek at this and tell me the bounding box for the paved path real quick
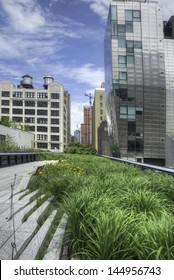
[0,161,43,192]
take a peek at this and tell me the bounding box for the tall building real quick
[0,75,71,152]
[105,0,166,165]
[74,129,80,143]
[81,106,92,146]
[92,83,107,152]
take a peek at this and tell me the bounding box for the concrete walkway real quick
[0,161,67,260]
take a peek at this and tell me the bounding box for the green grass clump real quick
[30,153,174,259]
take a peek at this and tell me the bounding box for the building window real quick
[1,100,9,106]
[126,22,133,33]
[136,107,143,115]
[51,102,59,108]
[37,143,48,149]
[125,10,133,21]
[25,100,35,107]
[51,127,59,133]
[2,91,10,97]
[125,10,141,22]
[119,72,127,84]
[51,118,59,124]
[127,54,135,64]
[119,88,128,100]
[120,106,127,115]
[2,108,9,114]
[128,121,136,136]
[126,40,134,53]
[128,140,143,152]
[112,21,117,36]
[37,126,48,132]
[37,92,48,99]
[25,109,35,115]
[51,135,59,141]
[13,108,23,114]
[13,92,23,98]
[37,134,48,141]
[51,110,59,116]
[118,55,126,67]
[128,106,136,120]
[37,101,48,107]
[28,126,35,131]
[118,24,126,37]
[51,93,59,99]
[134,41,142,49]
[51,143,59,149]
[118,38,126,48]
[25,117,35,123]
[111,5,117,20]
[37,118,48,124]
[133,10,141,22]
[12,117,23,122]
[37,110,47,115]
[13,100,23,106]
[25,92,35,98]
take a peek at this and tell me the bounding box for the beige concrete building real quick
[0,74,71,152]
[92,84,107,152]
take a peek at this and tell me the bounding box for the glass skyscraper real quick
[104,0,166,165]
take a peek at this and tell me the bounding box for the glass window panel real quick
[118,38,126,48]
[125,10,132,21]
[127,55,134,64]
[119,72,127,80]
[118,55,126,67]
[126,22,133,33]
[128,106,135,115]
[112,21,117,36]
[133,10,140,21]
[118,24,126,36]
[111,6,117,20]
[134,41,142,48]
[120,106,127,114]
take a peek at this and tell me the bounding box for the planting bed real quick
[29,153,174,260]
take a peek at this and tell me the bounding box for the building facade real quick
[81,106,92,146]
[92,84,107,152]
[105,0,166,165]
[0,75,71,152]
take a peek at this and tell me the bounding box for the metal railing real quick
[98,155,174,176]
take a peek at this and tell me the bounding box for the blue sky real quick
[0,0,173,134]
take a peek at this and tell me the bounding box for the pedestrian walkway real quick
[0,161,67,260]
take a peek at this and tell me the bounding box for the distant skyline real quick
[0,0,173,133]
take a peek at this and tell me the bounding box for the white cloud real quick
[81,0,109,20]
[0,0,45,33]
[54,63,104,88]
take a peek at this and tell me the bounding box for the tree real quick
[0,134,18,151]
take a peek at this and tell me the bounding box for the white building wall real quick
[0,124,34,150]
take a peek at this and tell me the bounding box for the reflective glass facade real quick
[104,0,166,164]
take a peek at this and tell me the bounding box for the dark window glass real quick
[25,117,35,123]
[128,121,136,136]
[25,101,35,107]
[112,21,117,36]
[51,143,59,149]
[51,93,59,99]
[2,100,9,106]
[118,55,126,67]
[37,126,48,132]
[133,10,141,22]
[13,92,23,98]
[126,40,134,52]
[25,109,35,115]
[119,88,128,100]
[28,126,35,131]
[51,127,59,133]
[13,108,23,114]
[125,10,133,21]
[37,110,47,115]
[126,22,133,33]
[51,135,59,141]
[13,117,22,122]
[2,91,10,97]
[51,118,59,124]
[13,100,23,106]
[51,102,59,108]
[118,24,126,36]
[37,101,48,107]
[134,41,142,48]
[37,143,48,149]
[128,140,136,151]
[51,110,59,116]
[37,92,48,99]
[118,38,126,48]
[2,108,9,114]
[136,139,143,151]
[37,118,48,124]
